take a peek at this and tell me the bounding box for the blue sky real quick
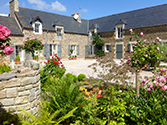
[0,0,167,19]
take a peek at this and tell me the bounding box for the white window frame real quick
[32,21,42,34]
[115,24,124,39]
[90,45,95,55]
[15,45,24,61]
[56,26,64,40]
[50,44,57,56]
[71,45,76,55]
[105,44,110,52]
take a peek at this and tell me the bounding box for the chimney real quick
[71,12,81,23]
[9,0,19,18]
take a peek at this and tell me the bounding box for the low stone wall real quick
[0,61,41,115]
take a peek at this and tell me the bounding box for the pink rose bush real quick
[0,24,13,56]
[129,29,163,70]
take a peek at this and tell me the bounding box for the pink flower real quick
[0,32,5,39]
[134,42,137,45]
[157,37,160,41]
[141,79,147,85]
[3,46,13,55]
[152,40,155,43]
[11,123,14,125]
[143,39,146,42]
[159,39,162,43]
[162,86,167,90]
[24,39,27,42]
[143,52,145,54]
[42,43,44,46]
[161,51,163,53]
[145,54,148,58]
[27,36,29,39]
[149,83,153,88]
[121,58,123,62]
[30,38,35,41]
[161,68,166,72]
[142,45,145,47]
[157,47,160,51]
[159,83,164,87]
[147,88,151,92]
[128,56,131,61]
[164,95,166,98]
[129,29,133,33]
[140,32,143,36]
[96,94,102,98]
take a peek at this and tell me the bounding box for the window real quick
[90,31,94,40]
[50,44,57,56]
[33,21,42,34]
[90,45,95,54]
[105,44,111,52]
[117,27,123,38]
[57,28,63,40]
[71,45,76,55]
[35,24,39,33]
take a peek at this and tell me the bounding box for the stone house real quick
[1,0,167,61]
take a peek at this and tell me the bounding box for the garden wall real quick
[0,61,41,115]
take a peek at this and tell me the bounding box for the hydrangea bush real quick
[0,24,13,56]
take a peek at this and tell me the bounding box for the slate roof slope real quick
[0,16,23,35]
[89,4,167,33]
[15,7,89,35]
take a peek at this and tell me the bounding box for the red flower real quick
[44,61,47,64]
[96,94,102,98]
[50,53,52,56]
[53,61,60,65]
[61,64,64,67]
[57,56,60,61]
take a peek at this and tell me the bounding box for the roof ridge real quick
[19,7,88,21]
[89,3,167,20]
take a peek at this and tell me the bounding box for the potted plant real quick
[75,55,77,60]
[15,55,20,64]
[34,55,39,62]
[69,55,72,60]
[70,49,73,55]
[72,55,75,60]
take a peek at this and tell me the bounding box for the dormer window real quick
[30,16,43,34]
[35,23,39,33]
[117,26,123,38]
[57,28,63,40]
[90,31,94,40]
[115,19,126,39]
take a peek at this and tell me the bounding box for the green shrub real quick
[21,101,77,125]
[78,74,86,81]
[43,76,86,124]
[160,44,167,62]
[65,73,77,83]
[0,64,11,74]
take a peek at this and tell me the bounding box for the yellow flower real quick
[80,87,85,91]
[88,96,91,99]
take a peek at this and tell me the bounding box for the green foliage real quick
[0,105,21,125]
[92,34,105,57]
[15,55,20,61]
[21,38,44,57]
[0,64,11,74]
[80,85,130,125]
[33,55,39,60]
[65,73,78,83]
[78,74,86,81]
[40,55,66,91]
[159,44,167,62]
[43,76,86,124]
[21,101,77,125]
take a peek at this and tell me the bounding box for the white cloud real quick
[28,0,50,10]
[28,0,66,12]
[50,1,66,12]
[82,9,88,13]
[5,2,9,7]
[0,13,8,16]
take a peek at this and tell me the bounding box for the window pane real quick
[106,45,110,51]
[35,24,39,33]
[50,44,52,56]
[57,28,62,40]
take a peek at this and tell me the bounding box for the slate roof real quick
[0,16,23,35]
[89,4,167,33]
[15,7,89,35]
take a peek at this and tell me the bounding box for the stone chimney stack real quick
[9,0,19,17]
[71,12,82,23]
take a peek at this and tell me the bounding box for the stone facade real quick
[0,63,41,115]
[99,25,167,59]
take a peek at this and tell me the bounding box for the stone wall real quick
[99,25,167,59]
[0,61,41,115]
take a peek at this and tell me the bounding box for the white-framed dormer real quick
[32,21,42,34]
[56,26,64,40]
[89,24,99,41]
[115,24,125,39]
[30,16,43,35]
[104,43,112,52]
